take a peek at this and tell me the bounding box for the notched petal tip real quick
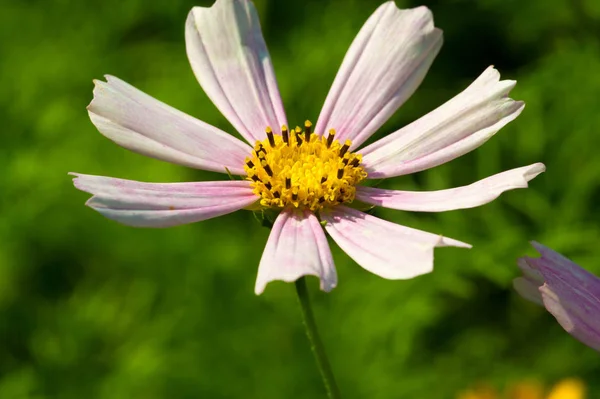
[315,0,442,148]
[478,66,502,85]
[187,6,203,21]
[87,78,108,110]
[185,0,287,144]
[69,173,108,210]
[322,206,468,281]
[480,65,518,88]
[383,2,435,21]
[476,66,520,98]
[361,65,527,178]
[70,172,90,192]
[88,76,120,111]
[188,0,228,14]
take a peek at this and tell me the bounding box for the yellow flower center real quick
[244,121,367,211]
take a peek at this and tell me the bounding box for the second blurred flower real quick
[515,242,600,352]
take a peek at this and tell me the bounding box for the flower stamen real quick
[244,121,368,211]
[282,125,289,145]
[326,129,335,148]
[266,126,276,147]
[304,120,312,142]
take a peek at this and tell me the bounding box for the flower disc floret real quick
[244,121,367,211]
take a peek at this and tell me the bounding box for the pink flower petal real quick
[255,208,336,295]
[361,66,524,178]
[88,77,252,175]
[71,174,258,228]
[186,0,287,144]
[356,163,545,212]
[315,3,442,149]
[515,242,600,351]
[540,283,600,352]
[321,206,470,280]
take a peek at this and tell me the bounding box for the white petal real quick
[322,206,470,280]
[186,0,287,144]
[315,3,442,149]
[88,77,251,175]
[356,163,545,212]
[255,208,337,295]
[361,66,524,178]
[72,173,258,228]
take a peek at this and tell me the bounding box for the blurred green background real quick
[1,0,599,397]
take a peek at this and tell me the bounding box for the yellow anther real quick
[326,129,335,148]
[281,125,289,144]
[339,140,351,157]
[265,126,275,147]
[244,121,367,211]
[304,120,313,141]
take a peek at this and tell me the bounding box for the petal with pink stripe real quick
[315,3,442,149]
[88,77,252,175]
[186,0,287,144]
[322,206,470,280]
[72,174,258,228]
[361,67,524,178]
[255,208,337,295]
[356,163,545,212]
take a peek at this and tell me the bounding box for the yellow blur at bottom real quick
[456,378,586,399]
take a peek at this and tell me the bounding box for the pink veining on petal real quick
[72,174,258,228]
[515,242,600,351]
[186,0,287,144]
[255,208,337,295]
[88,76,252,175]
[321,205,470,280]
[361,66,524,178]
[316,2,442,149]
[356,163,545,212]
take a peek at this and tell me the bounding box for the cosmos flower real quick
[72,0,544,294]
[514,242,600,351]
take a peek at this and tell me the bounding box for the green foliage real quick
[0,0,599,397]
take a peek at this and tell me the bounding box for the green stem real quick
[295,277,342,399]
